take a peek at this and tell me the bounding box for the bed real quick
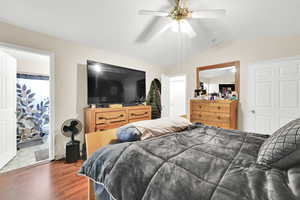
[80,123,300,200]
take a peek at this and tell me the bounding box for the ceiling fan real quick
[138,0,226,40]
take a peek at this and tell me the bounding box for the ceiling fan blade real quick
[181,20,197,38]
[154,22,173,40]
[190,9,226,19]
[135,18,172,42]
[138,10,169,17]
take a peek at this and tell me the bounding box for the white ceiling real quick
[1,0,300,67]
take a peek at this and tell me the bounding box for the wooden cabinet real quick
[84,106,151,133]
[190,100,238,129]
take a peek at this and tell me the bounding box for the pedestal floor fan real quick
[61,119,83,163]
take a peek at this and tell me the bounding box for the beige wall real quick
[167,35,300,130]
[0,47,50,76]
[17,57,49,76]
[0,21,166,159]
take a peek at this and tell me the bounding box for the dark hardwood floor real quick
[0,161,88,200]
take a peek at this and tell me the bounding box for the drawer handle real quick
[217,106,221,110]
[199,106,202,109]
[99,114,124,120]
[199,114,202,118]
[217,116,221,120]
[131,112,148,116]
[109,120,126,124]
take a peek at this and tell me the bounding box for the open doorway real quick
[169,76,186,117]
[161,75,187,118]
[0,45,54,173]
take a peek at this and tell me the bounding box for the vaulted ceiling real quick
[1,0,300,67]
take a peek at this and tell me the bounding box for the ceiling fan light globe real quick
[171,21,180,32]
[170,19,196,38]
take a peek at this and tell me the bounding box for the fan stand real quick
[65,134,81,163]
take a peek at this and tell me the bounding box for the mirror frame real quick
[196,61,240,97]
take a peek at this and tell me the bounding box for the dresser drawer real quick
[191,111,230,123]
[191,103,206,112]
[95,121,127,131]
[204,121,230,129]
[190,119,230,129]
[190,100,237,130]
[128,109,151,120]
[84,105,152,133]
[129,117,150,123]
[208,103,230,113]
[191,102,230,113]
[95,110,127,125]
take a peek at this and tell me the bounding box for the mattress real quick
[80,124,300,200]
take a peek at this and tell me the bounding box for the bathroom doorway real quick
[0,44,54,173]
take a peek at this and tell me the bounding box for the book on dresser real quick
[84,105,152,133]
[190,99,238,129]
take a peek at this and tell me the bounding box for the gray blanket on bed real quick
[79,125,300,200]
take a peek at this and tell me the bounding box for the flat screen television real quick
[87,60,146,105]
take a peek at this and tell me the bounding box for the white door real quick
[161,74,170,117]
[248,58,300,134]
[0,51,17,169]
[169,76,186,117]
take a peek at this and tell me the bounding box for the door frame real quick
[0,42,56,161]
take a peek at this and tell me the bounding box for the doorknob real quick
[251,110,256,114]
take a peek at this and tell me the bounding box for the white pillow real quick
[131,117,192,140]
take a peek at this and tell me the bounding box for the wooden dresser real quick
[190,100,238,129]
[84,105,151,133]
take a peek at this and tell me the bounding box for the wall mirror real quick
[196,61,240,99]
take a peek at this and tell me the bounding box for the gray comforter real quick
[79,125,300,200]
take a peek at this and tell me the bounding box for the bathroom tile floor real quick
[0,142,49,173]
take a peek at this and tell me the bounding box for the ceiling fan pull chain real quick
[177,21,180,70]
[177,21,184,71]
[180,22,184,70]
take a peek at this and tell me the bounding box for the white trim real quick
[0,42,56,161]
[249,55,300,67]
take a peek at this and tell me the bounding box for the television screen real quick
[87,60,146,105]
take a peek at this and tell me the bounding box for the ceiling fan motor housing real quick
[170,7,190,21]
